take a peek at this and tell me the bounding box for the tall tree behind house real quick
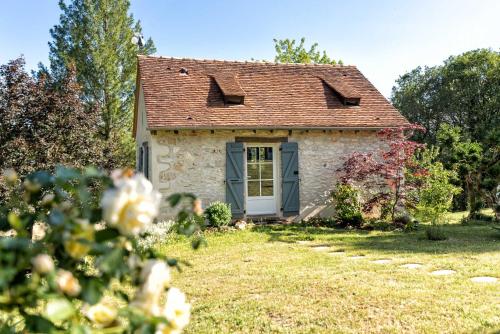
[49,0,156,166]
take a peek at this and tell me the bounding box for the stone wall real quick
[149,129,382,220]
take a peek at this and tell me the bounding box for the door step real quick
[246,215,288,225]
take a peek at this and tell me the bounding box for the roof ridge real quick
[137,54,355,68]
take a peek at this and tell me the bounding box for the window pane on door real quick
[260,163,273,179]
[259,147,273,162]
[248,181,260,196]
[247,164,259,180]
[261,180,274,196]
[247,147,258,163]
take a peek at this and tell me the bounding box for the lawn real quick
[160,212,500,334]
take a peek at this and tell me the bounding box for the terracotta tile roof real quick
[135,56,408,132]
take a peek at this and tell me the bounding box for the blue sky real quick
[1,0,499,97]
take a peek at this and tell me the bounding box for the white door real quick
[246,145,277,215]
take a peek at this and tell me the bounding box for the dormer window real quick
[212,73,245,105]
[321,74,361,106]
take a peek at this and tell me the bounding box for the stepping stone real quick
[430,270,456,276]
[349,255,366,260]
[470,276,498,283]
[400,263,423,269]
[371,259,392,264]
[311,246,330,252]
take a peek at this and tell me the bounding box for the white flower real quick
[31,254,54,274]
[156,288,191,333]
[131,260,171,316]
[101,173,161,236]
[56,269,81,297]
[84,300,118,328]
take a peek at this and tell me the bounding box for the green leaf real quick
[167,193,182,207]
[81,279,103,305]
[7,212,22,230]
[48,208,65,226]
[97,248,124,274]
[95,228,120,242]
[24,315,57,333]
[44,298,75,323]
[28,171,53,187]
[55,166,80,182]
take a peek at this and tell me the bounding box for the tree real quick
[338,125,426,222]
[391,49,500,211]
[436,124,498,218]
[391,49,500,145]
[273,37,342,65]
[49,0,156,166]
[0,57,109,193]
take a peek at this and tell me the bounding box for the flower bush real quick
[0,167,201,333]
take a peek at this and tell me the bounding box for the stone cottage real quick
[133,55,408,220]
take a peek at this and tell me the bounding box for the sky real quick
[1,0,499,97]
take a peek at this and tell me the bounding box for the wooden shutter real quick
[281,142,300,216]
[226,142,245,218]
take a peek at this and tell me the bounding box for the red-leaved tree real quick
[338,124,426,222]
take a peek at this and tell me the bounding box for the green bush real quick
[408,148,462,224]
[332,183,364,228]
[425,225,447,241]
[205,201,232,227]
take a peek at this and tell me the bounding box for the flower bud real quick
[3,169,18,184]
[192,199,203,216]
[32,254,54,274]
[56,269,81,297]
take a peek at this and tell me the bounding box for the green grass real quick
[161,212,500,334]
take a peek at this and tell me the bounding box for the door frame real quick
[244,142,281,216]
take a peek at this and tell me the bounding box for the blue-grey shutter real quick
[226,142,245,218]
[281,142,300,216]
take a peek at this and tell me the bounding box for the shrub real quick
[408,148,462,224]
[332,183,364,228]
[205,201,232,227]
[0,167,201,333]
[425,225,447,241]
[304,216,338,228]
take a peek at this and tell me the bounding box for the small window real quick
[141,142,149,179]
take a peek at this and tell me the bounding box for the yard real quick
[161,212,500,334]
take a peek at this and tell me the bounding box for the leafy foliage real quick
[0,58,113,200]
[437,124,498,217]
[331,183,363,227]
[273,37,342,65]
[338,125,426,222]
[391,49,500,211]
[49,0,156,166]
[204,201,232,227]
[0,168,200,333]
[408,146,462,223]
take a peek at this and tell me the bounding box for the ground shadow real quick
[253,223,500,254]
